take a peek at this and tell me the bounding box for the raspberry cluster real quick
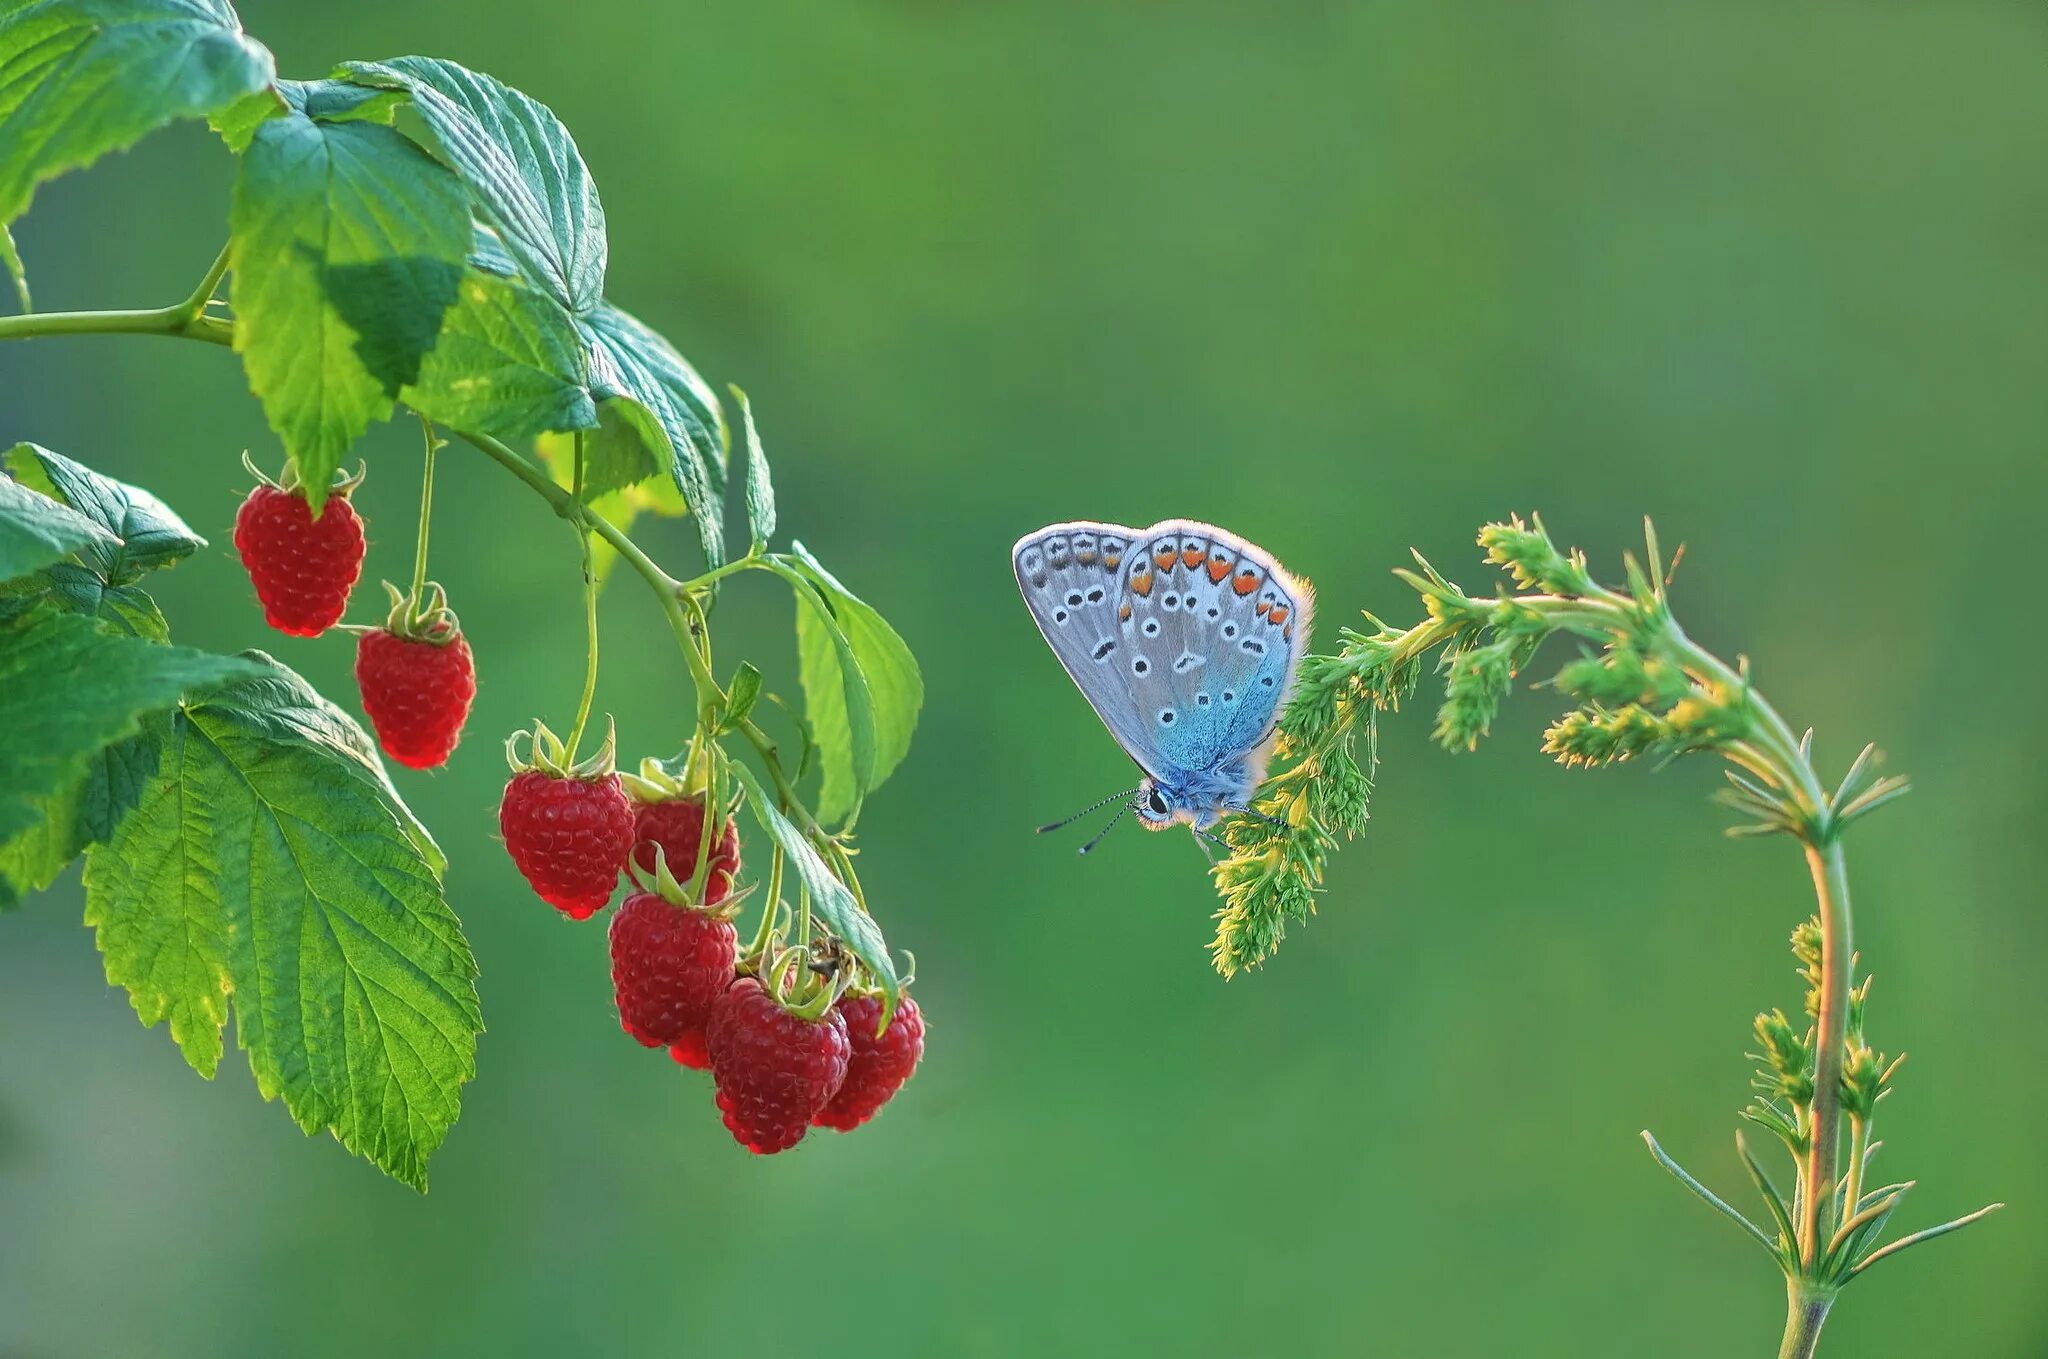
[506,762,926,1154]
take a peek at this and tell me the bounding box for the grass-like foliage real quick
[1213,515,2000,1356]
[0,0,922,1187]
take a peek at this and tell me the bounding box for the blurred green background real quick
[4,1,2045,1354]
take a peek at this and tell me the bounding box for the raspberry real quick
[609,890,737,1052]
[707,977,850,1154]
[814,993,925,1132]
[355,627,476,770]
[669,1030,711,1070]
[630,794,740,902]
[233,481,365,636]
[498,768,634,919]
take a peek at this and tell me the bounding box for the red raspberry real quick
[233,482,365,636]
[707,977,850,1154]
[355,628,476,769]
[631,795,740,902]
[814,993,925,1132]
[669,1030,711,1070]
[609,890,737,1052]
[498,769,634,919]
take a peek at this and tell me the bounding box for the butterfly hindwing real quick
[1116,520,1311,779]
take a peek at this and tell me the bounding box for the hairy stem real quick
[1778,1284,1834,1359]
[1801,838,1854,1262]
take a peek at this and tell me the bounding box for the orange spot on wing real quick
[1207,557,1231,582]
[1255,600,1271,616]
[1267,605,1289,625]
[1119,602,1132,622]
[1181,547,1204,569]
[1103,553,1121,570]
[1075,547,1097,565]
[1233,572,1260,596]
[1153,546,1177,571]
[1131,571,1154,597]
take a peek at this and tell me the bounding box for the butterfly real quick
[1013,519,1313,847]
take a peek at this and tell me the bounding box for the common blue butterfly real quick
[1013,520,1313,843]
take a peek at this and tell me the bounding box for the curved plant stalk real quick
[1210,515,2002,1357]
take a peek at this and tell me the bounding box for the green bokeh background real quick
[4,2,2044,1354]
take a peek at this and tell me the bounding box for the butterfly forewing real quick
[1013,522,1160,774]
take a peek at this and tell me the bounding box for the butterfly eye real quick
[1147,789,1170,815]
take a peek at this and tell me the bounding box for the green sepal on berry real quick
[505,714,619,781]
[630,841,747,922]
[371,578,464,645]
[239,449,365,501]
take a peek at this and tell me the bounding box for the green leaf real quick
[727,760,897,1013]
[0,730,154,905]
[0,0,274,225]
[789,543,922,799]
[337,56,605,313]
[723,662,763,731]
[785,564,878,827]
[0,217,25,310]
[82,654,473,1189]
[230,112,472,508]
[0,471,115,582]
[582,302,726,566]
[211,77,401,154]
[404,269,595,442]
[6,440,203,579]
[0,607,261,843]
[732,385,776,550]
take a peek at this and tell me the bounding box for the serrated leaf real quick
[786,565,877,827]
[230,112,472,507]
[82,654,473,1188]
[790,543,922,798]
[727,759,896,1013]
[0,0,274,225]
[0,608,260,843]
[404,269,595,442]
[732,385,776,550]
[211,77,401,154]
[6,441,203,579]
[0,218,25,310]
[0,471,114,582]
[338,56,605,314]
[582,302,725,565]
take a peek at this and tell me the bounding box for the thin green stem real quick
[410,415,439,604]
[564,431,600,758]
[1843,1115,1868,1219]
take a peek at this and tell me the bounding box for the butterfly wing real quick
[1016,519,1312,789]
[1118,520,1313,784]
[1013,522,1162,775]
